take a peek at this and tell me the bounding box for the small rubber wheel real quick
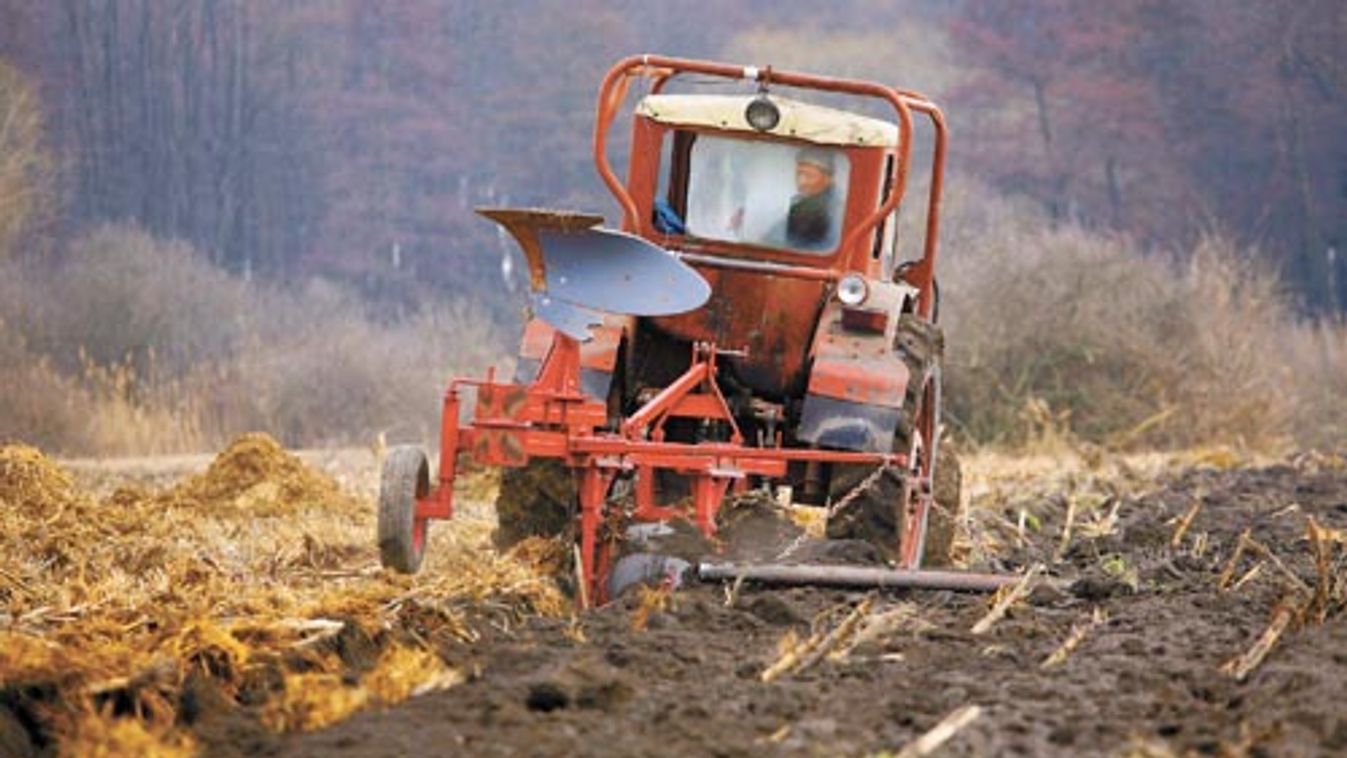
[378,445,430,573]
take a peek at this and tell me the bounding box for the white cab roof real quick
[636,94,898,148]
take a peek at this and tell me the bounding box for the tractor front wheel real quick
[378,445,431,573]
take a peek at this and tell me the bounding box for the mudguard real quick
[797,280,917,453]
[513,315,632,401]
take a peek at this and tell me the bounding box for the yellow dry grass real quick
[0,433,565,755]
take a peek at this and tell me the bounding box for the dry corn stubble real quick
[0,433,565,754]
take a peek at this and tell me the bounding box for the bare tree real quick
[0,60,53,257]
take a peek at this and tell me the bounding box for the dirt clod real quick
[745,594,803,626]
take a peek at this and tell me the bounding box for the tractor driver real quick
[785,146,837,250]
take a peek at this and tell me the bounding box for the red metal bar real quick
[473,393,607,430]
[577,465,615,609]
[439,390,460,490]
[632,464,667,520]
[690,474,736,536]
[621,344,742,444]
[571,436,902,467]
[666,393,735,421]
[418,390,460,520]
[415,495,451,521]
[890,100,946,320]
[532,330,586,398]
[459,422,894,473]
[624,453,781,479]
[675,251,839,282]
[621,359,710,437]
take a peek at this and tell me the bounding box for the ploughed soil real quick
[265,454,1347,758]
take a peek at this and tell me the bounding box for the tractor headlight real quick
[745,95,780,132]
[837,274,869,306]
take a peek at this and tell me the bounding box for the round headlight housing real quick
[745,95,780,132]
[837,274,868,306]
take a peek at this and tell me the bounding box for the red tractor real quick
[378,55,1008,605]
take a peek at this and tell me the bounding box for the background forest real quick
[1,0,1344,454]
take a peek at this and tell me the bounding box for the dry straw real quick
[0,434,565,754]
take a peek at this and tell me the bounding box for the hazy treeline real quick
[0,224,503,453]
[0,0,737,306]
[951,1,1347,312]
[0,2,1344,454]
[1,0,1344,309]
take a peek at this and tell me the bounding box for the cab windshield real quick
[672,134,850,255]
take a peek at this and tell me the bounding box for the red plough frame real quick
[414,330,907,607]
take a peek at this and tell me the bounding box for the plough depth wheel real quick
[378,445,431,573]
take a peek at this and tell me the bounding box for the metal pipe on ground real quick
[697,562,1022,593]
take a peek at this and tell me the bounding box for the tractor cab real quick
[506,55,952,510]
[619,92,912,400]
[634,94,890,259]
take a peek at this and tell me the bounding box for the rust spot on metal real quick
[472,434,491,461]
[477,208,604,292]
[502,386,529,418]
[500,431,527,465]
[653,268,826,393]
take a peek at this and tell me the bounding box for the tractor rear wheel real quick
[824,384,961,567]
[379,446,431,573]
[493,458,576,549]
[825,315,961,567]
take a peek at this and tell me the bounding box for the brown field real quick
[4,438,1347,757]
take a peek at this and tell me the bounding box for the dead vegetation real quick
[5,206,1346,460]
[1211,510,1347,683]
[0,225,507,456]
[0,61,53,259]
[0,434,564,754]
[761,596,876,682]
[940,194,1347,451]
